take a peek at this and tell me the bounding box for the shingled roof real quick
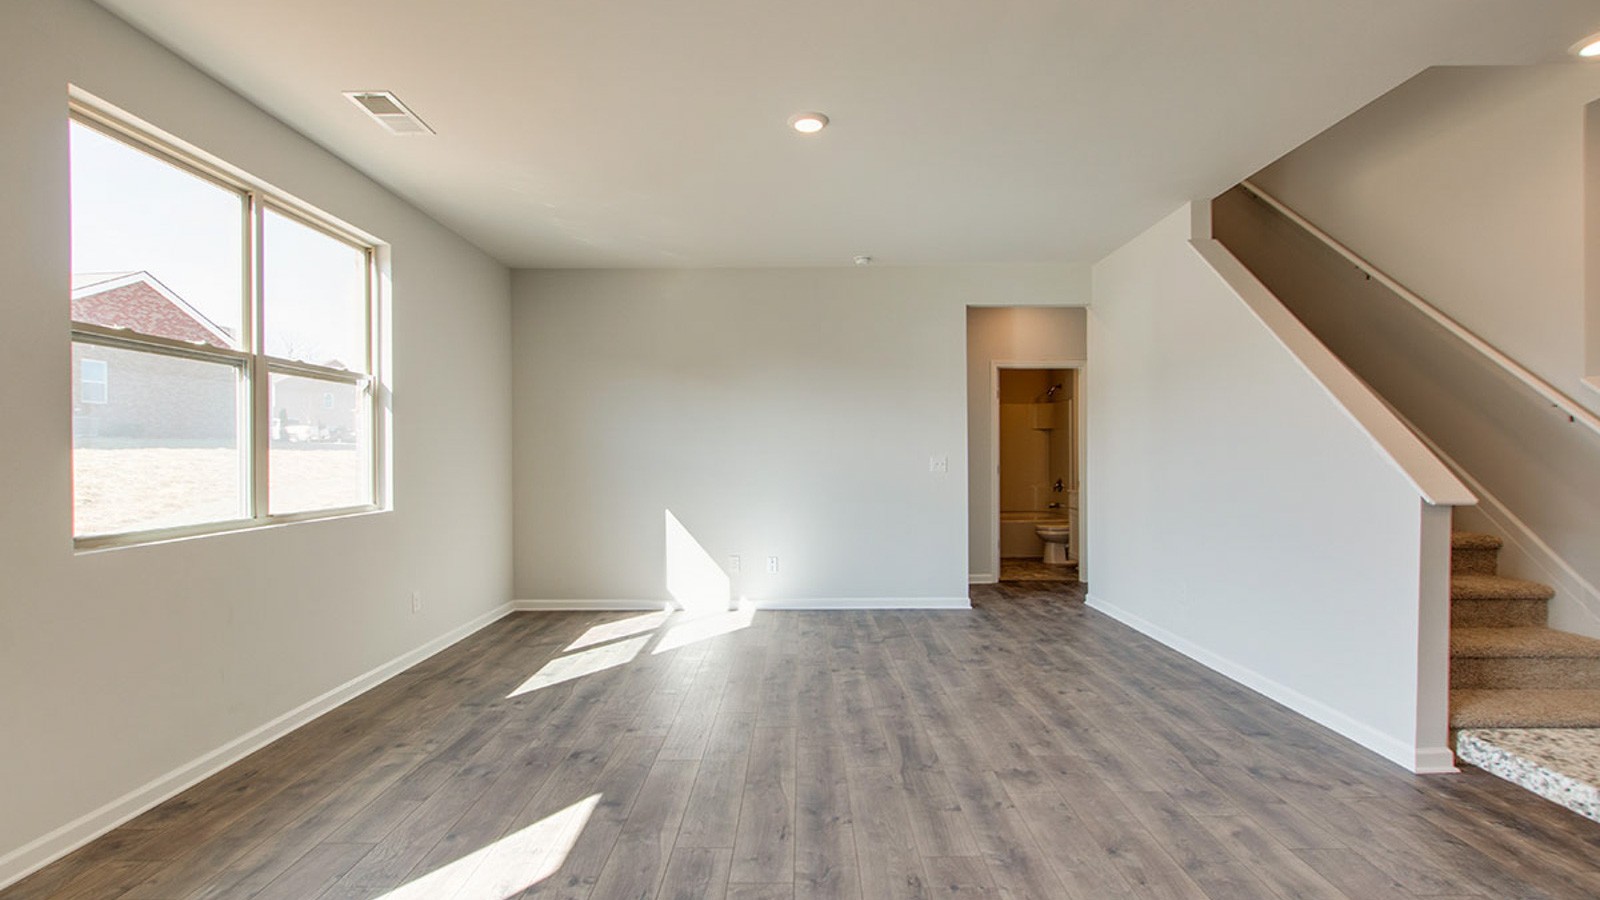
[71,272,234,349]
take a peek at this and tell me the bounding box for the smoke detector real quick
[344,91,435,135]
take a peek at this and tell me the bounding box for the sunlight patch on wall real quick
[665,509,730,614]
[375,793,600,899]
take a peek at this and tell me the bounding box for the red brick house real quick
[70,272,237,444]
[71,272,358,445]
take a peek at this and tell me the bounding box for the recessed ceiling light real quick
[1571,32,1600,58]
[788,112,829,134]
[853,255,873,266]
[344,90,435,135]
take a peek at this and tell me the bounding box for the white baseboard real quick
[969,573,998,585]
[513,599,673,612]
[748,596,972,611]
[512,597,972,612]
[1413,747,1461,775]
[0,602,518,892]
[1085,593,1452,775]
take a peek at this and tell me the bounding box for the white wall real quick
[0,0,513,883]
[1250,64,1600,409]
[1088,205,1455,771]
[512,266,1085,607]
[966,308,1087,581]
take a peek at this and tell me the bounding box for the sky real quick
[70,121,368,369]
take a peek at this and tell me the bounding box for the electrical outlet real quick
[929,455,949,474]
[766,556,780,574]
[728,555,741,573]
[410,591,422,614]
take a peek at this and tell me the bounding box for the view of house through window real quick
[69,108,379,542]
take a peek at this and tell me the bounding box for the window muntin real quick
[69,102,381,546]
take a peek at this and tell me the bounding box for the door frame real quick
[988,359,1087,583]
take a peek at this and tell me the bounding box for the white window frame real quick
[79,358,109,405]
[70,93,388,550]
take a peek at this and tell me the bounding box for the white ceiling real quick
[94,0,1600,268]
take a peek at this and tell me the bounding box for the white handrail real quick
[1238,179,1600,441]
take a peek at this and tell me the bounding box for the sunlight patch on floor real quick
[653,602,755,655]
[504,513,745,695]
[374,793,600,899]
[564,611,672,652]
[508,635,650,697]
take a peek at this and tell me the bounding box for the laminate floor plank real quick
[658,847,731,900]
[730,727,797,884]
[588,759,699,900]
[922,857,997,900]
[391,743,572,895]
[30,860,165,900]
[844,767,928,900]
[1004,788,1135,899]
[939,769,1070,900]
[1292,848,1413,900]
[1191,815,1361,900]
[726,885,795,900]
[13,591,1600,900]
[794,738,860,900]
[658,669,728,761]
[1112,789,1282,900]
[517,734,665,900]
[251,842,370,900]
[1415,783,1600,895]
[827,671,892,769]
[181,746,432,899]
[1057,786,1210,900]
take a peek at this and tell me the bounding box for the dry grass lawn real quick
[74,446,368,536]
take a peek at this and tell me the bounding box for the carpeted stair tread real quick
[1452,531,1504,551]
[1451,598,1547,628]
[1452,626,1600,659]
[1450,574,1554,601]
[1451,689,1600,729]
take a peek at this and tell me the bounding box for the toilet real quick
[1035,523,1071,565]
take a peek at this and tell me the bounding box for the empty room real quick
[9,0,1600,897]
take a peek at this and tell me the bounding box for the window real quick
[79,359,108,404]
[69,97,383,545]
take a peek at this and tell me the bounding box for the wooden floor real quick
[11,582,1600,899]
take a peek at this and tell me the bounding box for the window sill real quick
[73,504,388,554]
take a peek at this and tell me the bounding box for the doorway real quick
[993,363,1083,582]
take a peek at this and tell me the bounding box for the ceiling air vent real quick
[343,91,435,136]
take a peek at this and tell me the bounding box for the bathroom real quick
[998,367,1079,580]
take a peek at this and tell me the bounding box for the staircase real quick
[1449,531,1600,729]
[1449,531,1600,822]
